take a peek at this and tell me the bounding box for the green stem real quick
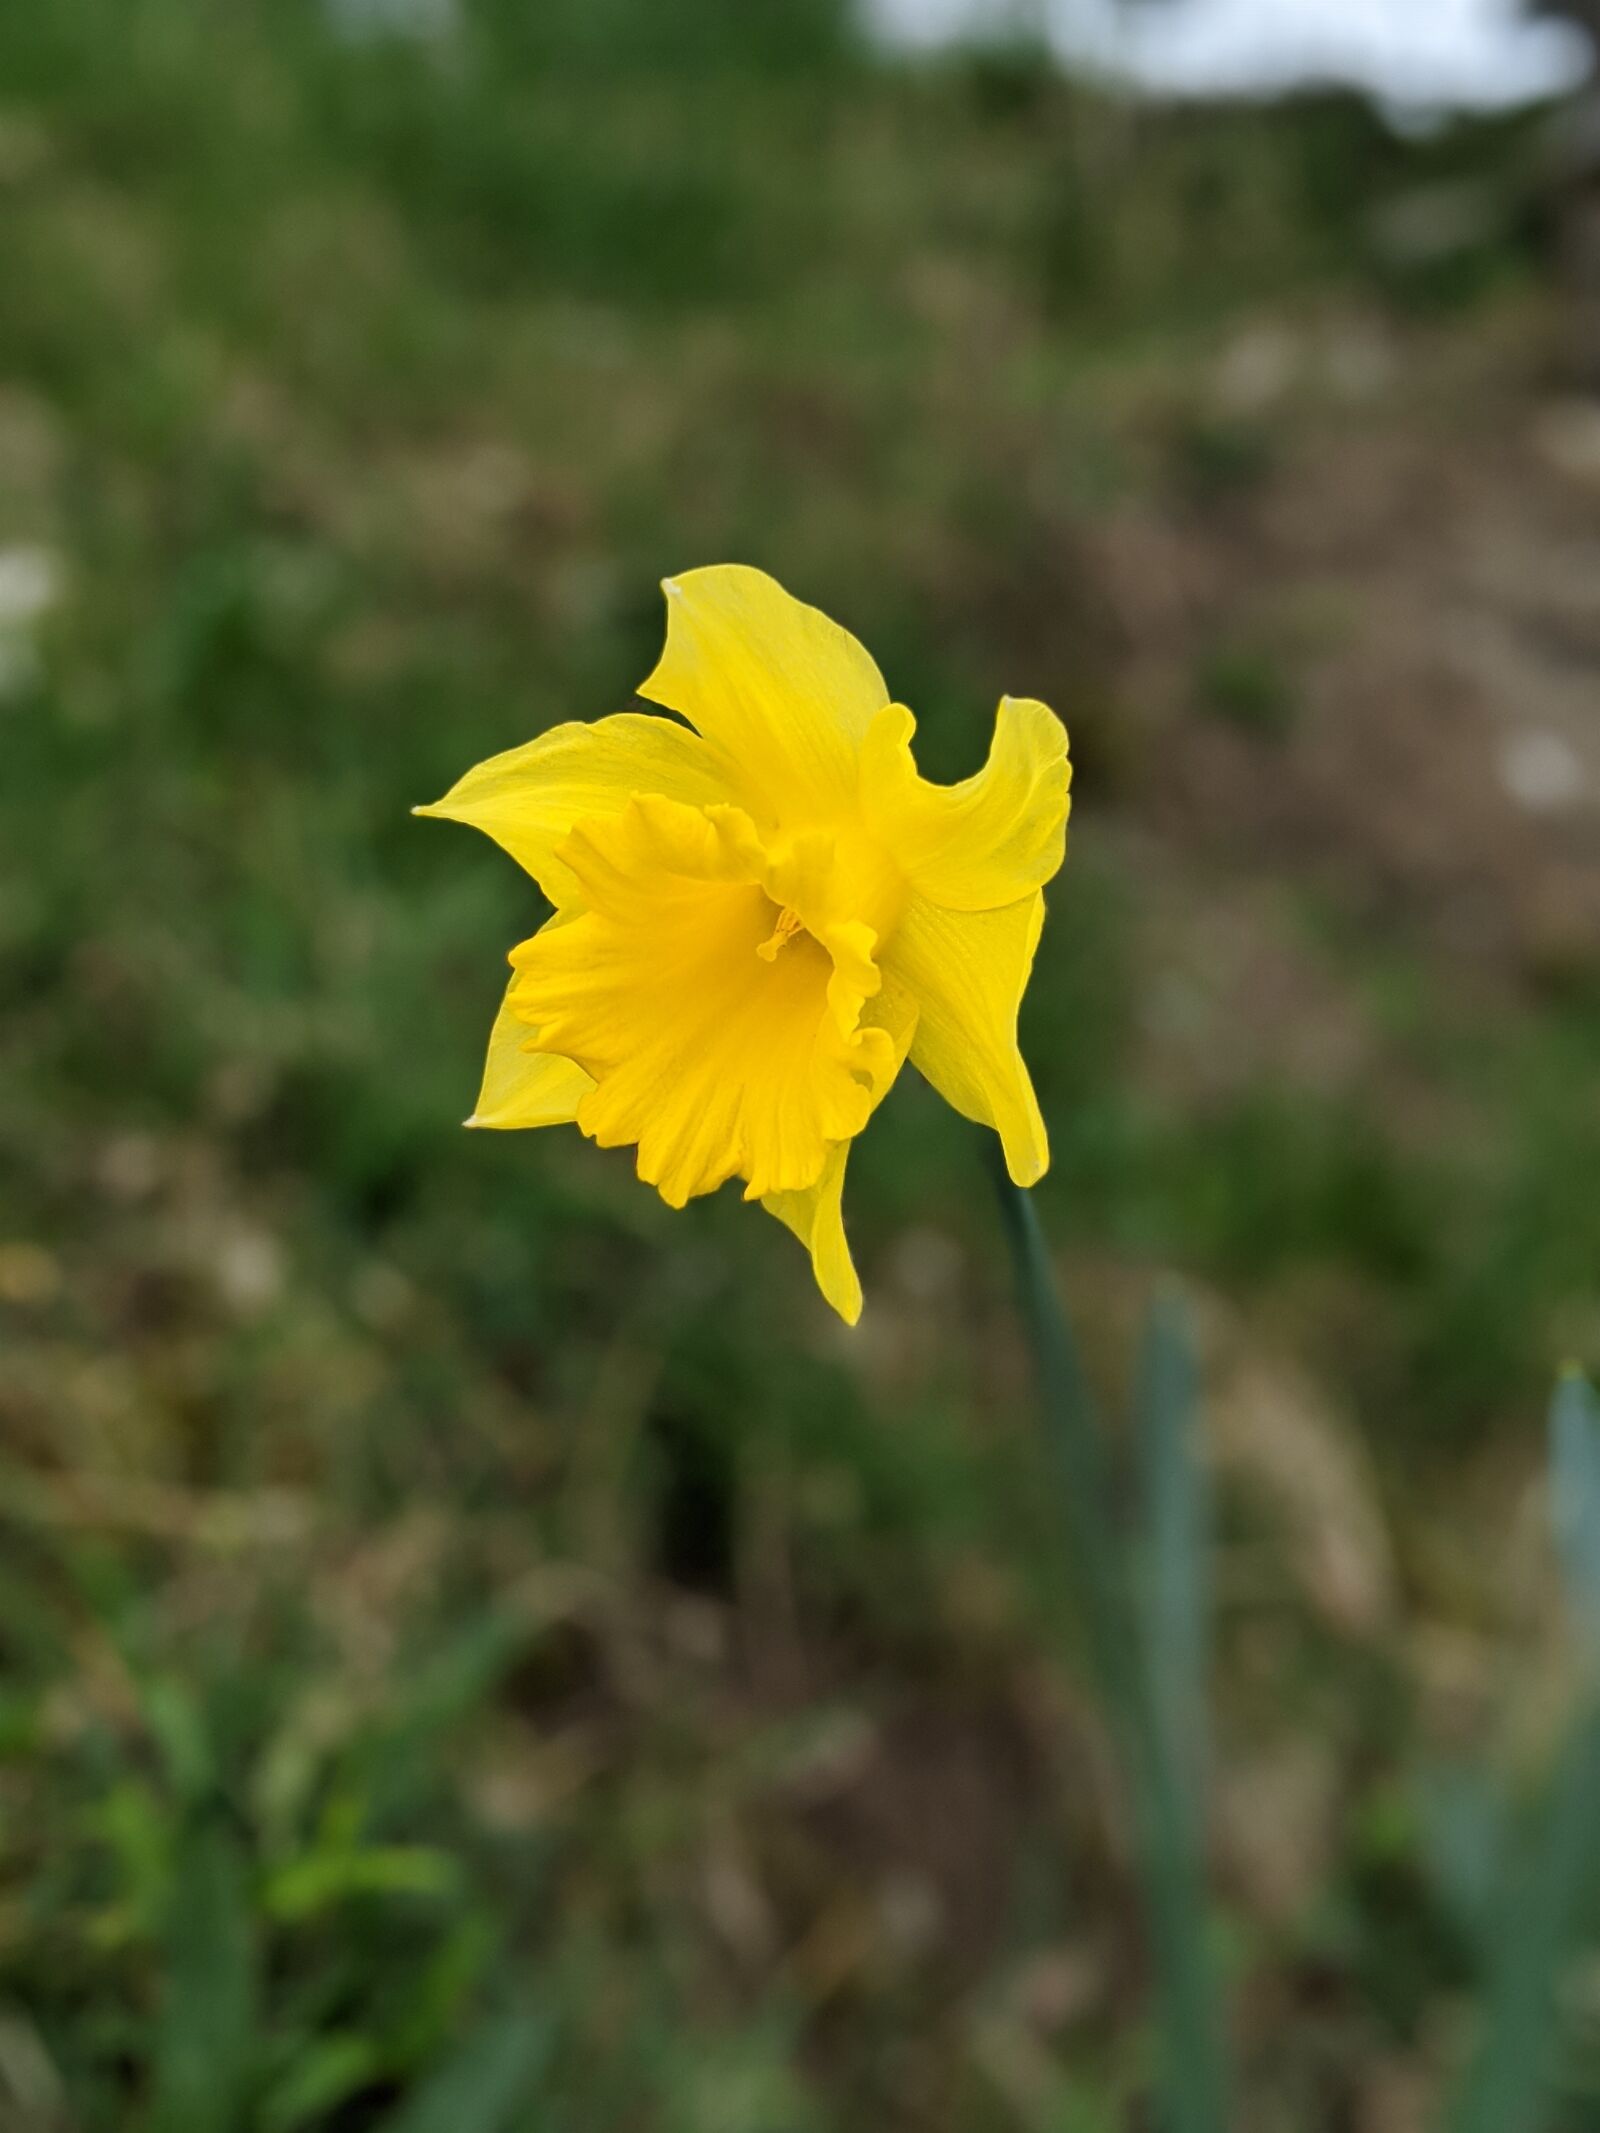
[989,1147,1228,2133]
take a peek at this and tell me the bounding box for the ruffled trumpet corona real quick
[418,565,1070,1322]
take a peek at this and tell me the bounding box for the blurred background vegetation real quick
[3,0,1600,2126]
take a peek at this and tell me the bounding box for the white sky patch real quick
[866,0,1593,114]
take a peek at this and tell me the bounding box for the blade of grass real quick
[378,2010,553,2133]
[989,1148,1228,2133]
[149,1811,259,2133]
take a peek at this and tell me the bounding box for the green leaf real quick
[1444,1374,1600,2133]
[1419,1762,1504,1954]
[378,2011,554,2133]
[264,1844,462,1924]
[141,1677,217,1808]
[88,1777,174,1947]
[1550,1369,1600,1634]
[1444,1711,1600,2133]
[261,2032,383,2133]
[381,1912,501,2068]
[148,1813,259,2133]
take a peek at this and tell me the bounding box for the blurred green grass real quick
[2,0,1600,2125]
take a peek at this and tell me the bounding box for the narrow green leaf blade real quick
[149,1813,259,2133]
[1550,1369,1600,1634]
[1419,1761,1504,1955]
[261,2032,383,2133]
[1445,1374,1600,2133]
[1444,1710,1600,2133]
[379,2011,553,2133]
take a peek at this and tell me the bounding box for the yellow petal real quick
[640,566,889,825]
[467,981,593,1129]
[886,890,1049,1186]
[761,973,918,1323]
[763,1143,860,1324]
[509,797,903,1208]
[415,711,732,906]
[861,696,1070,912]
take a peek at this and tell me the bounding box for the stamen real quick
[756,906,806,961]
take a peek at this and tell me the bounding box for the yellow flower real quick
[418,565,1070,1322]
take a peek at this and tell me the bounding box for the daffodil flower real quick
[419,565,1070,1321]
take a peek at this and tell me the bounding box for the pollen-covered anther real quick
[756,906,806,961]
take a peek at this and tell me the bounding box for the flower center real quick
[755,904,807,961]
[512,795,903,1209]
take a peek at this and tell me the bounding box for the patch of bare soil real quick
[1098,309,1600,990]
